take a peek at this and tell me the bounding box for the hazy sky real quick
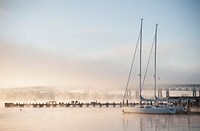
[0,0,200,89]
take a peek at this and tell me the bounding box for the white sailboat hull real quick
[122,105,176,114]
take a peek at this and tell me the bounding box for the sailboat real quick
[122,19,176,114]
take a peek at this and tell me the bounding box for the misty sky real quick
[0,0,200,89]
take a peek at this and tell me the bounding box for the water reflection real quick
[122,113,199,131]
[0,108,199,131]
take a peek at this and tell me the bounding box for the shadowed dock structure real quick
[158,84,200,98]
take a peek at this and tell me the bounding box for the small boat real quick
[122,19,176,114]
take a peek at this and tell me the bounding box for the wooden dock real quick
[4,101,137,108]
[4,96,200,111]
[4,100,200,114]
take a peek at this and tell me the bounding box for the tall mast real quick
[139,19,143,101]
[154,24,158,99]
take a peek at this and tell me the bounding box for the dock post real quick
[113,102,116,107]
[99,102,102,107]
[4,103,8,107]
[166,89,169,98]
[66,103,70,107]
[193,88,196,97]
[86,103,89,107]
[39,103,42,108]
[126,100,128,106]
[199,90,200,97]
[46,102,50,108]
[78,102,81,107]
[186,99,190,113]
[106,102,109,107]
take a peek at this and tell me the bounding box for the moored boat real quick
[122,19,177,114]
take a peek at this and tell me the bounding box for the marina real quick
[3,84,200,113]
[1,0,200,130]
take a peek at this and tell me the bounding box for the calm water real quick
[0,107,200,131]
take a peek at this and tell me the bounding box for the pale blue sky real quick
[0,0,200,88]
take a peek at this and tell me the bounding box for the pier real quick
[4,101,136,108]
[4,98,200,114]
